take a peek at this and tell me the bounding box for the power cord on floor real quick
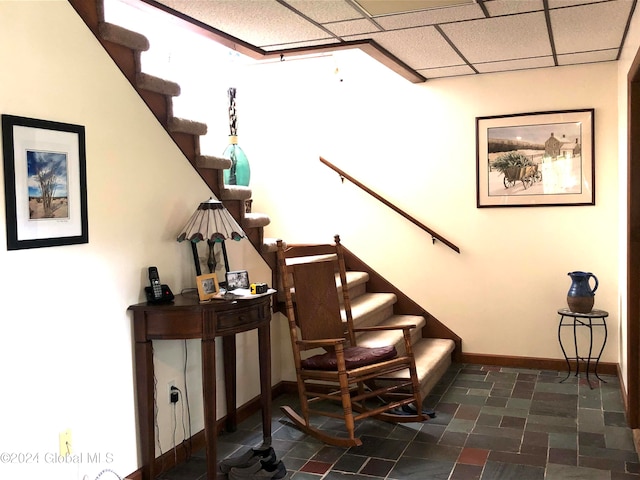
[81,469,122,480]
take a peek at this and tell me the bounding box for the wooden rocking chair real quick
[276,235,425,447]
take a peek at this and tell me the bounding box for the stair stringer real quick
[67,0,276,271]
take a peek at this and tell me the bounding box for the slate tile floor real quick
[159,363,640,480]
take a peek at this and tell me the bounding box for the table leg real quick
[573,317,580,377]
[202,337,218,479]
[558,315,572,383]
[222,335,237,432]
[257,322,272,445]
[134,339,154,480]
[594,318,608,383]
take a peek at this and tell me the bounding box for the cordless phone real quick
[145,266,174,304]
[148,266,162,300]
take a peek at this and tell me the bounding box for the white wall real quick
[243,49,621,365]
[0,1,273,479]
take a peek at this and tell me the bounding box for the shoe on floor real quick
[229,459,286,480]
[219,446,274,474]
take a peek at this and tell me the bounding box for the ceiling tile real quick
[441,11,552,63]
[158,0,331,47]
[485,0,544,16]
[474,56,556,74]
[375,3,485,29]
[551,1,634,54]
[346,26,466,69]
[286,0,363,23]
[557,49,619,65]
[419,64,476,78]
[324,18,379,37]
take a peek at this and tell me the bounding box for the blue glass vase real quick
[223,135,250,187]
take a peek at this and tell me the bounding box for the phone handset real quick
[149,266,162,301]
[145,266,175,304]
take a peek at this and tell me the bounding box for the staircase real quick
[68,0,279,271]
[69,0,461,400]
[282,243,460,400]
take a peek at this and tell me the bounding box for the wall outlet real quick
[59,429,72,456]
[167,380,176,404]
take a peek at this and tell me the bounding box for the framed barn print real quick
[476,109,594,208]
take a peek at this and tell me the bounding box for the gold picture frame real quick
[196,273,220,301]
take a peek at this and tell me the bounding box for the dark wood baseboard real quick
[460,352,618,376]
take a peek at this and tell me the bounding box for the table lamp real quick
[177,198,245,278]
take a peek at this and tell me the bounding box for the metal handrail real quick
[320,156,460,254]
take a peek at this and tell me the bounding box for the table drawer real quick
[216,304,265,333]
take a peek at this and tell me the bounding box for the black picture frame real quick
[226,270,250,290]
[476,109,595,208]
[2,114,88,249]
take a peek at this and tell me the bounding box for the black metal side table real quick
[557,307,608,388]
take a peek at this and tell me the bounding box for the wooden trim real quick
[460,352,618,376]
[122,0,426,84]
[627,42,640,429]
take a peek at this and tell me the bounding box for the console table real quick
[557,307,608,388]
[128,293,274,480]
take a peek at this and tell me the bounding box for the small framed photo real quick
[196,273,220,301]
[226,270,249,290]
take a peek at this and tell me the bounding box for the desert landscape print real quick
[26,150,69,219]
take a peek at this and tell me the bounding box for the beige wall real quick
[244,47,621,366]
[1,0,638,478]
[0,1,273,478]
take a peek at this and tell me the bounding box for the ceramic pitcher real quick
[567,271,598,313]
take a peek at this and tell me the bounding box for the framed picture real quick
[2,114,88,249]
[476,109,594,208]
[226,270,249,290]
[196,273,220,301]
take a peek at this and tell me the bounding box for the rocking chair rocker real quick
[276,235,425,447]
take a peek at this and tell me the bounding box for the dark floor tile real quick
[605,411,629,427]
[488,451,547,467]
[439,431,469,447]
[457,447,489,466]
[331,453,367,473]
[485,396,508,407]
[450,463,483,480]
[388,457,455,480]
[456,404,482,421]
[464,433,521,452]
[579,431,607,449]
[360,457,394,477]
[548,447,578,466]
[347,435,408,460]
[500,415,526,429]
[480,461,545,480]
[300,460,331,474]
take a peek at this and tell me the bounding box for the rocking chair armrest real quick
[353,324,417,333]
[296,338,346,348]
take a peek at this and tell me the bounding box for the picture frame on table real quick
[196,273,220,301]
[2,114,88,249]
[476,109,594,208]
[226,270,250,290]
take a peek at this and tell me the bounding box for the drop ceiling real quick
[135,0,638,83]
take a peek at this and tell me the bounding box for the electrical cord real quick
[182,340,193,459]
